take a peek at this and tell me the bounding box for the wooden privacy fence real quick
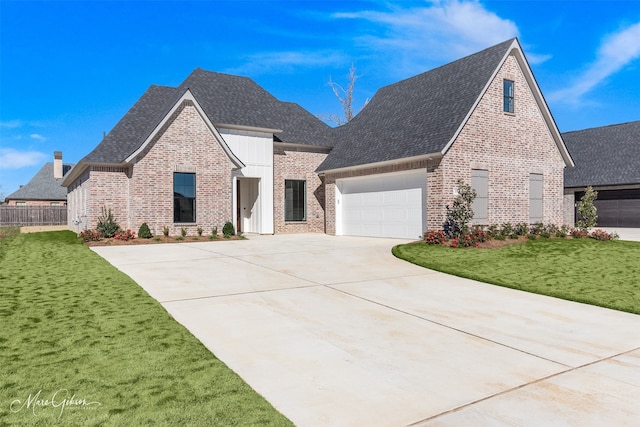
[0,206,67,226]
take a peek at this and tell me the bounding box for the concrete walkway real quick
[93,234,640,426]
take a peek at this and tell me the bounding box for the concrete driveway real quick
[93,234,640,426]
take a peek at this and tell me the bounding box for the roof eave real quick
[317,152,442,175]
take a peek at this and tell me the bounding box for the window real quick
[50,202,62,206]
[174,172,195,223]
[471,169,488,224]
[16,201,26,206]
[284,180,306,221]
[529,173,543,223]
[503,79,514,113]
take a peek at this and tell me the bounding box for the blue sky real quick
[1,0,640,196]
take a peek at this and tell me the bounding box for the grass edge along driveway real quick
[0,230,292,426]
[393,238,640,316]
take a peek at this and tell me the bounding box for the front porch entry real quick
[236,177,261,233]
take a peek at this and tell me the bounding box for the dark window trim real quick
[284,179,306,222]
[503,79,514,113]
[174,172,196,223]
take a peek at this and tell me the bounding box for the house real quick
[5,152,73,206]
[63,38,573,239]
[563,121,640,227]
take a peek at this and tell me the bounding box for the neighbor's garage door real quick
[337,171,426,239]
[576,189,640,227]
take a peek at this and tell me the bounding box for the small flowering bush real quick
[570,229,589,239]
[79,229,103,242]
[424,230,447,245]
[471,228,487,243]
[590,229,619,241]
[114,229,135,241]
[450,233,481,248]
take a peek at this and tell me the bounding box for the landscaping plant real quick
[222,221,235,238]
[96,206,120,238]
[443,180,476,238]
[138,222,153,239]
[577,186,598,230]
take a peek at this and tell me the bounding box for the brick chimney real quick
[54,151,63,179]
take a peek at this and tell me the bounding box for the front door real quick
[237,178,260,233]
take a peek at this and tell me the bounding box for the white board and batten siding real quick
[221,128,274,234]
[336,170,427,239]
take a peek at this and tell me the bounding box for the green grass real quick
[393,238,640,315]
[0,230,292,426]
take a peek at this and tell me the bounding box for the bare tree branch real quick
[319,64,364,126]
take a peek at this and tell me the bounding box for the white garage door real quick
[337,171,426,239]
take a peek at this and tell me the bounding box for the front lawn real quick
[0,230,292,426]
[393,238,640,315]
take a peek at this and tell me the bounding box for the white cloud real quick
[228,50,349,75]
[548,21,640,103]
[0,120,23,129]
[333,0,519,72]
[0,148,47,170]
[30,133,47,141]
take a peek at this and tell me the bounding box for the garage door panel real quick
[339,172,426,239]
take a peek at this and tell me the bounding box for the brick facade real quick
[428,53,565,230]
[323,53,567,235]
[273,147,327,233]
[66,50,568,238]
[67,101,236,236]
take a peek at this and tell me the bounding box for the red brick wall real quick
[273,147,327,233]
[427,53,565,229]
[88,167,130,231]
[128,101,235,236]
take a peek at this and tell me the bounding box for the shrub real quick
[153,237,162,242]
[176,236,184,241]
[181,227,187,237]
[424,230,446,245]
[471,228,487,243]
[163,226,169,237]
[527,233,537,240]
[555,230,567,238]
[78,229,103,242]
[590,229,619,241]
[114,229,135,241]
[577,186,598,231]
[570,229,589,239]
[486,224,499,238]
[494,234,506,241]
[529,222,545,235]
[443,180,476,239]
[138,222,152,239]
[514,223,529,236]
[546,224,560,235]
[211,226,218,237]
[222,221,235,238]
[197,226,203,236]
[96,206,120,238]
[540,231,551,239]
[509,233,519,240]
[501,223,514,236]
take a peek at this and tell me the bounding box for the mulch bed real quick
[84,235,245,246]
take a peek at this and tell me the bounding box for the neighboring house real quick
[63,38,573,239]
[563,121,640,227]
[5,152,73,206]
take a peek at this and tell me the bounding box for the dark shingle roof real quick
[317,39,515,172]
[6,162,73,201]
[563,121,640,188]
[81,70,332,165]
[177,69,333,147]
[82,85,179,163]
